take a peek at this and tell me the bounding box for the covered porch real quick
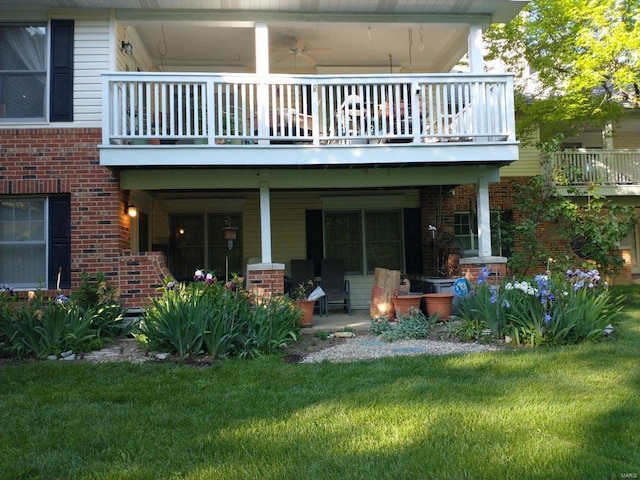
[120,166,506,311]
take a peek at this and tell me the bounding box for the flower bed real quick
[455,266,621,346]
[134,269,300,359]
[0,274,129,359]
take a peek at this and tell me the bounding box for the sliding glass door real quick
[168,213,242,282]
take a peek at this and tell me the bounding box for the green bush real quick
[136,280,299,359]
[370,308,432,342]
[0,275,129,359]
[456,267,622,346]
[0,298,99,358]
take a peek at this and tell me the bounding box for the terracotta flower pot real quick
[424,293,455,319]
[392,295,423,319]
[297,299,316,327]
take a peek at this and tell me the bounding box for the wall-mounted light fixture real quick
[121,41,133,55]
[223,226,238,250]
[126,204,138,218]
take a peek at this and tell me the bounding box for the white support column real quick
[468,24,484,73]
[603,122,614,150]
[477,177,492,257]
[255,23,270,145]
[255,22,269,75]
[259,182,272,264]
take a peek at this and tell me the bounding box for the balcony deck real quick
[100,72,518,167]
[549,150,640,194]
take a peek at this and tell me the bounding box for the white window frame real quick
[0,22,48,123]
[0,196,48,289]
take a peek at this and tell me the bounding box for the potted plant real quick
[293,280,316,327]
[391,293,424,319]
[423,292,455,320]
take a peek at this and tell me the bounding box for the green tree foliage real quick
[486,0,640,143]
[484,1,638,274]
[506,175,636,276]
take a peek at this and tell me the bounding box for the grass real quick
[1,287,639,480]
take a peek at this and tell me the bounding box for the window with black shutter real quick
[49,19,74,122]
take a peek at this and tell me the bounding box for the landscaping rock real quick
[333,331,356,338]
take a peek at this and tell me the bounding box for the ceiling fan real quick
[274,38,333,67]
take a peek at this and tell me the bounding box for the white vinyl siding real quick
[501,142,541,177]
[72,16,110,124]
[615,132,640,149]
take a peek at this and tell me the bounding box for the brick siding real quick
[0,128,150,306]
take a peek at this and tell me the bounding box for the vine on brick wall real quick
[506,172,636,277]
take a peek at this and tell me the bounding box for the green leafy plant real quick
[370,308,431,342]
[457,266,622,346]
[70,272,129,340]
[137,270,299,360]
[244,295,299,357]
[370,317,393,336]
[71,272,120,310]
[506,175,636,277]
[292,280,315,300]
[137,282,209,358]
[451,317,487,342]
[0,274,129,359]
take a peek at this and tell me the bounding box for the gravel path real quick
[301,336,501,363]
[77,335,501,365]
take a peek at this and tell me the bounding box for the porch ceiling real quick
[0,0,528,73]
[1,0,528,22]
[119,164,502,191]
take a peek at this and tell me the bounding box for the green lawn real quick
[1,287,639,480]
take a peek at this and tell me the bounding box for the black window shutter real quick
[48,195,71,289]
[138,211,149,253]
[50,19,74,122]
[305,210,323,276]
[404,208,423,274]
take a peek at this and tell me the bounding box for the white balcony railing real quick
[102,72,515,148]
[549,150,640,186]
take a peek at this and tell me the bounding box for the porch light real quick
[223,226,238,250]
[120,41,133,55]
[126,205,138,218]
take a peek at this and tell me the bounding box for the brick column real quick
[459,257,508,285]
[245,263,285,299]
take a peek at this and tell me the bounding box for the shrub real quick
[136,275,299,360]
[456,267,622,346]
[71,272,130,340]
[0,275,129,359]
[370,308,432,342]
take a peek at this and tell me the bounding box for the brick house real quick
[2,1,542,311]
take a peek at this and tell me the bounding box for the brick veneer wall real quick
[119,251,173,310]
[419,178,562,278]
[0,128,159,307]
[420,179,635,283]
